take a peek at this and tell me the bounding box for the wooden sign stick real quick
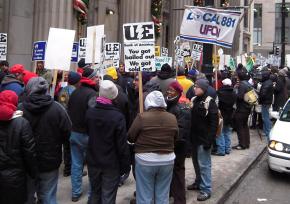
[138,71,144,113]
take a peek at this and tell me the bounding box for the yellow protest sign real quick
[212,55,220,65]
[155,46,160,57]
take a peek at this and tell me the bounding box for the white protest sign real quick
[85,25,104,64]
[224,55,231,66]
[241,55,247,65]
[123,22,155,43]
[105,43,120,60]
[124,42,155,72]
[180,7,241,48]
[0,33,7,61]
[103,60,119,69]
[123,22,155,72]
[286,55,290,67]
[236,56,242,65]
[181,41,191,56]
[191,43,203,61]
[155,57,173,70]
[78,38,86,59]
[161,47,168,57]
[44,28,75,71]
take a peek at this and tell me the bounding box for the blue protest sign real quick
[32,41,46,61]
[71,42,79,62]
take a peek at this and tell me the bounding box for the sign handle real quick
[138,71,144,113]
[33,61,37,73]
[214,45,218,91]
[50,69,58,97]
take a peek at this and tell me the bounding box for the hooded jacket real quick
[0,74,24,96]
[68,78,97,133]
[259,71,274,105]
[20,94,71,172]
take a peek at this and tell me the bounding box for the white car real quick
[268,99,290,173]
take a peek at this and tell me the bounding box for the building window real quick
[275,3,290,44]
[253,4,262,45]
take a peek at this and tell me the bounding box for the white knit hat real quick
[222,78,232,86]
[99,80,118,100]
[144,91,167,110]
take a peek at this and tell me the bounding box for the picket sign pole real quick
[33,61,37,73]
[214,45,218,90]
[138,71,144,113]
[92,28,96,69]
[50,69,58,97]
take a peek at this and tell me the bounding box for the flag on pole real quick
[246,57,254,72]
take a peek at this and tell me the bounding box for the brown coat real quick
[128,108,178,154]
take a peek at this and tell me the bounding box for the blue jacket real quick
[0,75,24,96]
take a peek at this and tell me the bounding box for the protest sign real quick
[181,41,191,56]
[155,46,160,57]
[105,43,120,60]
[78,38,86,59]
[0,33,7,61]
[103,60,119,69]
[161,47,168,57]
[180,6,241,48]
[32,41,46,61]
[286,55,290,67]
[44,28,75,71]
[85,25,105,64]
[236,56,242,65]
[124,42,155,72]
[71,42,79,62]
[123,22,155,72]
[191,43,203,61]
[123,22,155,43]
[212,55,220,66]
[155,57,172,70]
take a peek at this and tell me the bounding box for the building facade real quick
[253,0,290,57]
[0,0,252,70]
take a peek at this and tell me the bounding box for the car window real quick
[280,101,290,122]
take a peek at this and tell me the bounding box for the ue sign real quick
[32,41,46,61]
[123,22,155,43]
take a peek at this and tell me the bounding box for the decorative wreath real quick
[73,0,90,25]
[151,0,162,39]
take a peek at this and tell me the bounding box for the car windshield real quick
[280,101,290,122]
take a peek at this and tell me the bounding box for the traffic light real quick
[275,46,280,55]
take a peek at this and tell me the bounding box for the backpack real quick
[242,81,258,106]
[191,96,223,137]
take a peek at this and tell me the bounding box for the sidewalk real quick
[56,129,266,204]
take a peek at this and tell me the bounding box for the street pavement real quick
[56,129,266,204]
[225,152,290,204]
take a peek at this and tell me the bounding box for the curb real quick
[216,146,267,204]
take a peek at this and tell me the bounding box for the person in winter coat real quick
[20,77,71,204]
[213,78,236,156]
[166,81,190,204]
[128,91,178,204]
[233,67,252,149]
[0,60,9,84]
[86,80,130,204]
[150,63,175,94]
[273,67,289,111]
[68,67,98,202]
[0,64,25,96]
[188,79,218,201]
[0,90,37,204]
[176,67,194,96]
[259,68,274,140]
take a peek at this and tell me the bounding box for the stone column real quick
[119,0,151,42]
[32,0,76,42]
[168,0,192,56]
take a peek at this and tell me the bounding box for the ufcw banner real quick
[180,7,241,48]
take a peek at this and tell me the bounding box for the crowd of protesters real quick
[0,58,290,204]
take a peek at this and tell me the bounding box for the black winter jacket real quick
[217,86,236,126]
[21,94,71,172]
[259,79,274,105]
[235,80,252,113]
[0,116,37,185]
[86,103,131,175]
[273,74,288,111]
[191,94,218,148]
[167,99,191,154]
[68,84,97,133]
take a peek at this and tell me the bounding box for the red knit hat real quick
[0,90,18,121]
[9,64,25,74]
[169,81,183,96]
[23,70,38,85]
